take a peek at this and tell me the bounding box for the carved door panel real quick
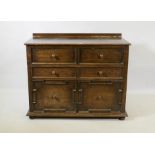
[78,81,123,113]
[32,80,76,112]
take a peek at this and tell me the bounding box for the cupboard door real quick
[32,80,76,112]
[78,81,123,112]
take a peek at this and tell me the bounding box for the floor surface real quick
[0,89,155,133]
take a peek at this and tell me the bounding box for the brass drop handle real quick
[51,70,59,76]
[98,53,104,59]
[51,70,56,75]
[98,71,103,76]
[51,53,56,58]
[51,53,58,60]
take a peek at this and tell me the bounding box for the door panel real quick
[78,81,122,112]
[32,80,76,112]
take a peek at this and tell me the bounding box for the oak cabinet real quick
[25,33,130,119]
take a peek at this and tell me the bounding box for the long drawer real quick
[32,67,123,79]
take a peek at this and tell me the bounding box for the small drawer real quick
[33,68,76,78]
[79,48,123,63]
[80,68,123,78]
[32,47,76,63]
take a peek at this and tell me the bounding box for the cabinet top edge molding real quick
[33,33,122,39]
[25,33,131,45]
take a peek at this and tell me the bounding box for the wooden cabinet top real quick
[25,33,131,46]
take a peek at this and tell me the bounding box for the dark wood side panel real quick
[26,46,33,112]
[121,45,129,112]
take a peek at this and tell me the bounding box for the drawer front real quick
[80,68,123,78]
[79,48,123,63]
[33,67,76,78]
[32,47,76,63]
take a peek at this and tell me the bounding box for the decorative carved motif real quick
[118,89,123,105]
[46,94,59,105]
[96,95,104,100]
[32,88,37,104]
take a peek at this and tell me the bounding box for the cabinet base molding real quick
[27,111,127,119]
